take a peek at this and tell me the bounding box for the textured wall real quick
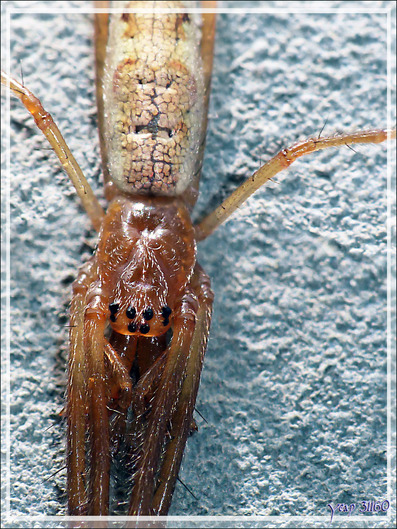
[1,1,396,527]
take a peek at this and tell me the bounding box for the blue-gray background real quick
[1,1,396,528]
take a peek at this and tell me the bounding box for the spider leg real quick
[67,260,95,515]
[1,71,104,230]
[195,128,396,240]
[128,264,213,516]
[131,349,169,421]
[84,288,111,515]
[128,297,198,516]
[68,259,113,515]
[152,264,214,515]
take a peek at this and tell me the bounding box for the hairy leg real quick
[84,288,111,515]
[152,264,214,515]
[126,273,212,516]
[68,259,114,515]
[1,71,104,230]
[68,261,95,515]
[195,128,396,240]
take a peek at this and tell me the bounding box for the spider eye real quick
[161,306,172,317]
[126,306,136,319]
[161,306,172,326]
[128,322,137,333]
[140,323,150,334]
[142,308,154,320]
[109,302,120,314]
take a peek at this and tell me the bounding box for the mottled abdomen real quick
[103,1,205,197]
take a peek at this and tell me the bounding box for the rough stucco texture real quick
[1,1,396,528]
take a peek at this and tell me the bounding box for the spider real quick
[2,0,395,520]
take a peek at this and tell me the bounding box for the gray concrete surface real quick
[1,1,396,527]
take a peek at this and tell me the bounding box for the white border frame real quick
[1,2,395,527]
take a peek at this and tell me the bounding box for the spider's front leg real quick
[151,264,214,515]
[68,260,95,516]
[68,259,118,516]
[128,264,214,516]
[84,284,112,515]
